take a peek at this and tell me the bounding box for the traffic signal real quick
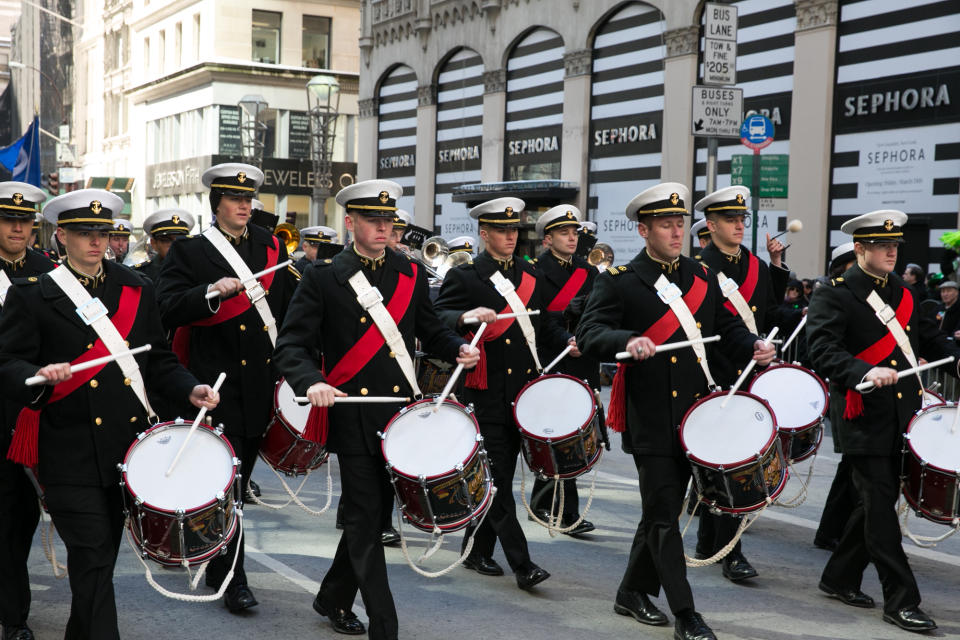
[47,172,59,195]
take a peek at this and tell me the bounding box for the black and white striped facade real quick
[829,0,960,274]
[376,64,417,213]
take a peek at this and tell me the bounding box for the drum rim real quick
[381,396,481,480]
[748,362,829,433]
[122,421,238,515]
[401,482,495,533]
[679,390,779,470]
[905,402,960,474]
[512,373,598,441]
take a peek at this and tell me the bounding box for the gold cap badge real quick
[172,215,180,225]
[566,211,574,219]
[379,191,389,203]
[237,171,246,183]
[736,193,745,205]
[90,200,102,214]
[670,193,679,206]
[12,193,23,205]
[884,219,894,231]
[505,207,514,217]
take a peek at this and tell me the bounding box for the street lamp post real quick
[237,94,269,167]
[306,75,340,226]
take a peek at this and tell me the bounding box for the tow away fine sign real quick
[691,85,743,138]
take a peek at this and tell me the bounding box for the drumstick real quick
[615,335,720,360]
[204,260,293,299]
[542,344,573,375]
[293,396,411,404]
[780,315,807,353]
[854,356,955,392]
[165,372,227,477]
[720,326,779,409]
[434,322,488,410]
[462,310,540,325]
[25,344,153,386]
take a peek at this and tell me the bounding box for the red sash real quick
[172,236,280,366]
[7,285,143,467]
[464,271,536,390]
[722,252,759,316]
[547,268,588,312]
[608,273,709,434]
[303,264,418,443]
[844,287,913,419]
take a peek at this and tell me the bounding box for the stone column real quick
[660,26,699,186]
[357,97,379,181]
[561,49,592,211]
[481,69,506,183]
[415,83,437,226]
[789,0,838,277]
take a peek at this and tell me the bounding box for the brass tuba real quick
[588,242,615,269]
[274,223,300,254]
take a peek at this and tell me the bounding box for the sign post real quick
[698,3,739,196]
[739,114,775,254]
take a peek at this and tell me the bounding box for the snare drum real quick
[902,403,960,524]
[121,420,239,566]
[679,391,787,513]
[748,363,828,462]
[415,353,455,396]
[513,374,601,479]
[381,398,493,533]
[260,379,329,475]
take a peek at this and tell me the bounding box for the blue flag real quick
[0,116,42,187]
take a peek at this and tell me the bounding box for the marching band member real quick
[434,197,569,591]
[156,163,298,612]
[527,204,601,536]
[0,189,218,640]
[0,183,55,640]
[295,226,340,273]
[250,198,280,232]
[806,210,960,633]
[132,209,195,284]
[388,209,412,252]
[689,218,710,250]
[108,219,133,263]
[274,179,477,640]
[577,183,773,640]
[690,186,788,582]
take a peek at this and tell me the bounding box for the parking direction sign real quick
[691,86,743,138]
[740,114,775,151]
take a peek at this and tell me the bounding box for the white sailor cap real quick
[829,241,855,269]
[111,219,134,236]
[252,198,266,212]
[840,209,907,243]
[33,212,42,228]
[335,179,402,217]
[43,189,124,230]
[690,218,710,240]
[579,220,597,236]
[302,225,339,243]
[393,209,412,228]
[143,209,195,237]
[0,181,46,219]
[201,163,264,195]
[536,204,581,236]
[469,197,524,226]
[625,183,690,221]
[448,235,476,254]
[695,186,750,216]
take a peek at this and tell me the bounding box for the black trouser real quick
[620,454,695,615]
[816,456,856,543]
[461,420,531,572]
[338,474,395,531]
[319,453,398,640]
[530,476,580,519]
[207,434,262,589]
[0,459,41,628]
[44,484,125,640]
[821,454,920,614]
[696,510,742,557]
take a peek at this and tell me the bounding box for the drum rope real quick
[125,511,243,602]
[39,509,68,579]
[897,493,960,547]
[395,487,498,579]
[518,459,602,536]
[244,460,333,516]
[682,496,773,568]
[773,455,816,508]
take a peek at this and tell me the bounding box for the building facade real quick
[359,0,960,278]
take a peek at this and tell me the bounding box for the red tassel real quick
[464,339,488,390]
[303,405,329,445]
[606,364,627,433]
[844,388,864,420]
[7,407,40,467]
[172,327,190,368]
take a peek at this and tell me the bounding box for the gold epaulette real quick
[607,266,619,275]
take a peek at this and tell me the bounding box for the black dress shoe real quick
[515,563,550,591]
[461,553,504,576]
[562,518,596,536]
[818,581,875,608]
[721,551,758,582]
[223,584,258,612]
[2,625,35,640]
[245,479,261,501]
[527,508,552,522]
[883,606,937,632]
[613,588,668,626]
[813,535,839,551]
[693,547,712,561]
[312,595,366,635]
[380,527,401,546]
[674,610,716,640]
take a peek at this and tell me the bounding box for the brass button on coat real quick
[360,388,369,396]
[89,379,98,388]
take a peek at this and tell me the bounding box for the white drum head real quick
[908,405,960,472]
[125,425,234,511]
[384,403,477,477]
[515,376,594,439]
[277,379,311,434]
[749,366,826,429]
[682,394,775,465]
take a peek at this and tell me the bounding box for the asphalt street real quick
[21,389,960,639]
